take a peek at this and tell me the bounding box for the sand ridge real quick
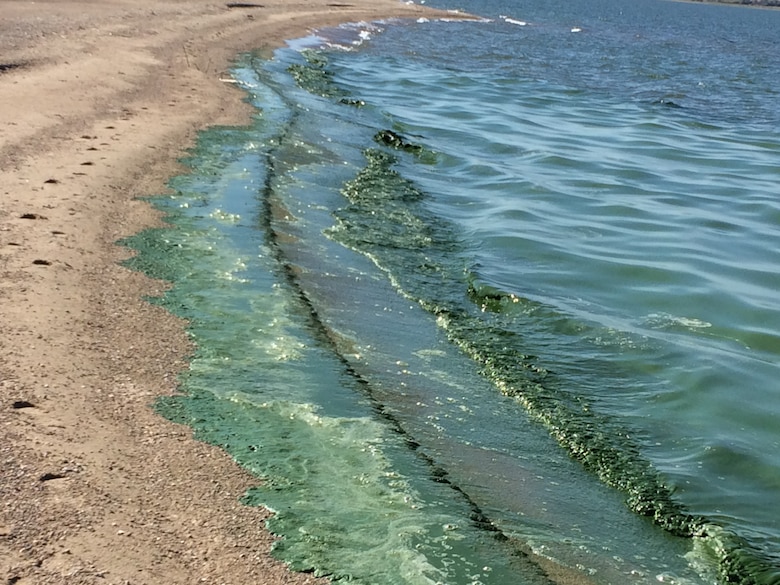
[0,1,459,583]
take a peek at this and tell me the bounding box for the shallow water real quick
[125,1,780,583]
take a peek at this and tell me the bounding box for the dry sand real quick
[0,1,459,583]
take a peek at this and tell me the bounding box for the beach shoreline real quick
[0,1,456,583]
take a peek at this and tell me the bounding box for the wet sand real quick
[0,1,455,582]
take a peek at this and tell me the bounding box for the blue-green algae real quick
[120,57,559,585]
[119,46,777,585]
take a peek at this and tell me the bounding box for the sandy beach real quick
[0,1,454,583]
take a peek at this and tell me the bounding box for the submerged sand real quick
[0,1,455,583]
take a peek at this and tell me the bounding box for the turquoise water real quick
[124,1,780,583]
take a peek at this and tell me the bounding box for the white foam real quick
[285,34,325,52]
[502,16,528,27]
[318,20,385,51]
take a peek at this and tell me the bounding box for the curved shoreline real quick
[0,1,455,582]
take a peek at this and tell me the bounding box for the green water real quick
[122,54,710,584]
[123,0,780,579]
[123,63,558,585]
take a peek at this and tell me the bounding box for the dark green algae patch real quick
[287,50,348,99]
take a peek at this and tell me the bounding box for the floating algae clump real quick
[287,50,347,99]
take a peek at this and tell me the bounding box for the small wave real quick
[644,312,712,331]
[655,98,684,109]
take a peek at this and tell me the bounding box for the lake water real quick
[124,0,780,583]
